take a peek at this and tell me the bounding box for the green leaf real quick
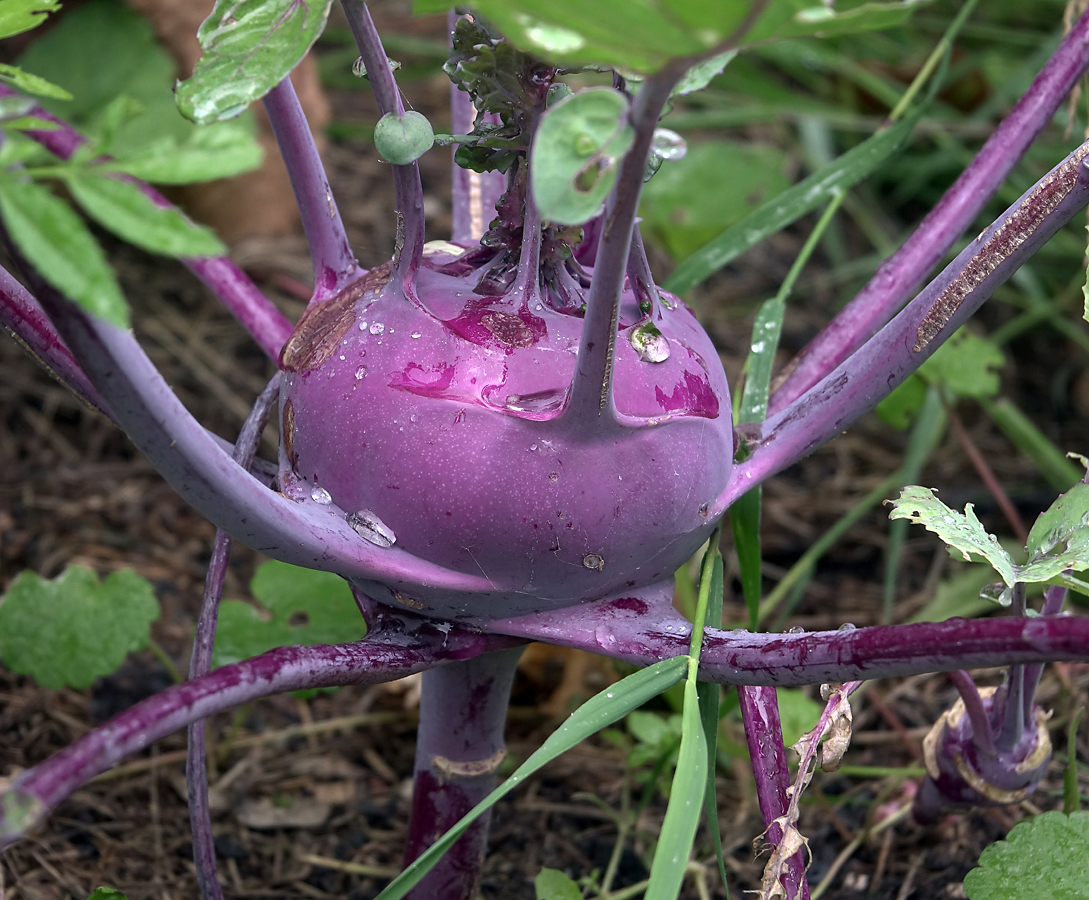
[530,87,634,226]
[674,50,737,96]
[0,566,159,690]
[0,0,59,40]
[918,329,1004,399]
[375,656,688,900]
[887,486,1017,586]
[0,62,71,99]
[0,175,128,326]
[876,374,927,430]
[62,172,227,258]
[663,112,918,294]
[534,868,583,900]
[906,565,1002,624]
[109,119,263,184]
[175,0,334,124]
[1019,483,1089,585]
[87,890,131,900]
[373,111,435,165]
[776,687,823,748]
[212,561,367,668]
[963,811,1089,900]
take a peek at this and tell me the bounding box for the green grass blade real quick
[730,489,763,632]
[698,551,729,897]
[374,656,688,900]
[980,396,1083,491]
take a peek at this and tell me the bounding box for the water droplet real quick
[651,128,687,161]
[838,622,857,631]
[980,582,1013,606]
[530,443,538,451]
[549,472,559,483]
[358,320,368,331]
[369,322,385,335]
[409,414,417,423]
[629,322,670,363]
[310,485,333,505]
[583,553,605,571]
[503,388,566,415]
[355,365,368,380]
[339,354,345,360]
[411,332,422,339]
[699,503,709,518]
[606,692,614,699]
[352,56,367,78]
[347,510,397,548]
[788,626,805,634]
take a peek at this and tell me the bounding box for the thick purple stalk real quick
[563,66,683,429]
[341,0,425,292]
[0,627,521,851]
[718,139,1089,511]
[262,78,364,302]
[947,669,995,754]
[1022,584,1068,717]
[738,686,809,900]
[0,86,294,360]
[769,8,1089,413]
[186,376,279,900]
[487,591,1089,684]
[403,647,524,900]
[19,275,496,594]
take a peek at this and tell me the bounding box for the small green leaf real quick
[919,329,1004,399]
[63,172,227,258]
[0,62,71,99]
[0,175,128,326]
[175,0,334,124]
[110,120,263,184]
[963,811,1089,900]
[373,110,435,165]
[673,50,737,95]
[887,486,1017,586]
[1019,483,1089,586]
[212,561,367,668]
[776,687,823,748]
[530,87,634,226]
[0,566,159,690]
[0,0,59,40]
[876,374,927,430]
[87,890,131,900]
[534,868,582,900]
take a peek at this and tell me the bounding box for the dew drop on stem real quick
[650,128,687,161]
[310,485,333,505]
[347,510,397,548]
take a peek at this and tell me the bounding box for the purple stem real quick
[563,66,683,430]
[486,591,1089,684]
[1022,584,1069,719]
[262,78,364,303]
[16,273,496,594]
[627,225,662,319]
[0,627,522,852]
[0,87,295,361]
[341,0,426,292]
[403,647,524,900]
[738,686,809,900]
[995,583,1028,752]
[718,139,1089,512]
[186,376,279,900]
[947,669,995,754]
[769,8,1089,413]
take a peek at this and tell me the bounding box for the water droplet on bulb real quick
[369,322,385,335]
[788,626,805,634]
[651,128,687,161]
[411,332,422,339]
[358,321,368,331]
[549,472,559,483]
[582,553,605,571]
[529,443,538,451]
[355,365,368,380]
[310,485,333,505]
[503,388,566,415]
[629,322,670,363]
[838,622,857,631]
[347,510,397,548]
[409,414,417,423]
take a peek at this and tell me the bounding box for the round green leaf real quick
[530,87,634,226]
[373,110,435,165]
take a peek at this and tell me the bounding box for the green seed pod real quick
[373,110,435,165]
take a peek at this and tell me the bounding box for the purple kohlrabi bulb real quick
[913,685,1052,823]
[277,240,733,620]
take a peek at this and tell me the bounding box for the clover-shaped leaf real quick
[212,560,366,667]
[0,566,159,690]
[963,811,1089,900]
[530,87,634,226]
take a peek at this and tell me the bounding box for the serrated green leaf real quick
[919,329,1004,399]
[0,175,128,326]
[963,811,1089,900]
[530,87,634,226]
[0,62,71,99]
[876,373,927,430]
[175,0,334,124]
[887,486,1017,585]
[212,561,366,667]
[0,566,159,690]
[1027,484,1089,559]
[375,656,688,900]
[534,868,582,900]
[0,0,59,40]
[63,172,226,258]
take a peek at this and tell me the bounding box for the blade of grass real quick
[374,656,688,900]
[979,396,1083,491]
[1064,706,1084,815]
[697,552,728,898]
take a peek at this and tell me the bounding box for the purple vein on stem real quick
[263,77,364,303]
[341,0,426,293]
[769,6,1089,413]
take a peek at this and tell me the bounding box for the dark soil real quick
[3,3,1089,899]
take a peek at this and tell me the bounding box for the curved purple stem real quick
[718,139,1089,512]
[262,78,364,303]
[0,627,522,852]
[947,669,995,754]
[738,686,809,900]
[341,0,426,292]
[22,275,496,595]
[1023,584,1069,719]
[769,7,1089,413]
[0,87,295,360]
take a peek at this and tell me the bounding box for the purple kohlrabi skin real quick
[278,242,733,620]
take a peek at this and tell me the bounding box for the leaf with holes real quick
[0,567,159,690]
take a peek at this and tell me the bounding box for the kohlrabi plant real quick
[3,1,1089,899]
